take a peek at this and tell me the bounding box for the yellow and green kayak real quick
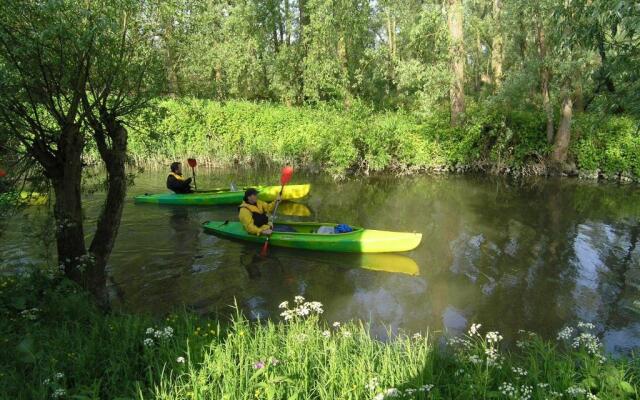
[0,191,48,206]
[202,220,422,253]
[134,184,310,206]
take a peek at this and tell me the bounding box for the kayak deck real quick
[202,220,422,253]
[134,184,310,205]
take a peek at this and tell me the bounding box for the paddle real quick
[260,166,294,257]
[187,158,197,190]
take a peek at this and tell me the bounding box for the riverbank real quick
[103,98,640,181]
[2,269,638,399]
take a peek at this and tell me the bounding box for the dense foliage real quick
[117,98,640,179]
[1,271,638,399]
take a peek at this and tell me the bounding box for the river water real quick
[2,169,640,354]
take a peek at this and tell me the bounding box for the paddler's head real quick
[244,188,259,205]
[170,162,182,175]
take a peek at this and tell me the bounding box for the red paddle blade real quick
[260,240,269,257]
[280,166,293,185]
[187,158,197,168]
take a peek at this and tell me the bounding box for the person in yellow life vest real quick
[167,162,193,194]
[238,188,281,236]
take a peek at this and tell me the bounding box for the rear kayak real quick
[202,220,422,253]
[0,191,48,206]
[134,184,310,206]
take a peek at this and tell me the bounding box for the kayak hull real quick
[134,184,310,206]
[0,191,48,206]
[202,221,422,253]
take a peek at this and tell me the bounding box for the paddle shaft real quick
[190,166,197,190]
[261,185,285,256]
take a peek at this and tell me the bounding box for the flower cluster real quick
[557,322,604,359]
[43,372,66,398]
[20,307,40,321]
[511,366,527,377]
[499,382,532,400]
[371,384,433,399]
[143,326,174,347]
[565,386,586,397]
[252,357,280,370]
[278,296,324,321]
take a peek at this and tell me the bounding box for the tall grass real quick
[1,271,638,399]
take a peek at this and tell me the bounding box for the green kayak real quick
[202,220,422,253]
[134,184,310,206]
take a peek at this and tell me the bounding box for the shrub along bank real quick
[1,269,638,399]
[107,98,640,180]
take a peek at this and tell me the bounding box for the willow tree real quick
[448,0,465,126]
[0,0,159,305]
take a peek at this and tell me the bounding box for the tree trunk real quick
[448,0,465,127]
[50,124,87,285]
[88,120,128,307]
[536,22,554,143]
[552,94,573,164]
[491,0,503,90]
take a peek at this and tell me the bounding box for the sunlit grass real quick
[1,272,638,399]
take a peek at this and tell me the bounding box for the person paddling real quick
[167,162,193,194]
[238,188,281,236]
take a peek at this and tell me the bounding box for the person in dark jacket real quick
[166,162,193,194]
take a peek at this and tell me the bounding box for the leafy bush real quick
[105,98,640,178]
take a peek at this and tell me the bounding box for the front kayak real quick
[134,184,310,206]
[202,220,422,253]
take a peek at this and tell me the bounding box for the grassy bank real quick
[2,270,638,400]
[110,98,640,180]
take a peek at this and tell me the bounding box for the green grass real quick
[1,270,638,399]
[98,98,640,180]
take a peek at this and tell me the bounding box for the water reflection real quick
[1,170,639,354]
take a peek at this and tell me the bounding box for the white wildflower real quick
[572,332,601,355]
[307,301,324,314]
[365,377,379,392]
[43,378,51,385]
[145,328,155,335]
[420,384,434,392]
[468,355,482,365]
[557,326,574,341]
[280,309,295,321]
[485,331,503,344]
[404,388,416,395]
[176,356,185,363]
[412,332,422,340]
[332,321,341,328]
[566,386,587,397]
[468,323,482,336]
[586,393,599,400]
[499,382,516,397]
[143,338,154,347]
[577,322,595,330]
[342,331,352,338]
[54,372,64,380]
[322,330,331,338]
[511,366,527,377]
[537,383,549,388]
[294,295,305,304]
[372,394,384,400]
[295,305,311,317]
[384,388,400,397]
[52,388,66,398]
[454,368,465,377]
[278,301,289,309]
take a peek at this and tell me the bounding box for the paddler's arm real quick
[239,207,271,236]
[261,194,281,213]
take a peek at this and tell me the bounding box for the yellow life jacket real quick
[168,172,186,181]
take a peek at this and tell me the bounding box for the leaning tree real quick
[0,0,160,306]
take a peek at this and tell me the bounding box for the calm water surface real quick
[2,169,640,354]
